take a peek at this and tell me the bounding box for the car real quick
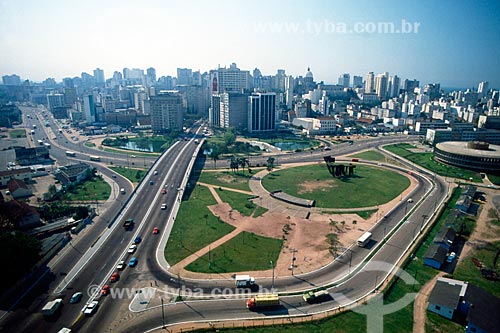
[110,272,119,282]
[101,285,110,295]
[407,198,414,203]
[116,260,125,270]
[112,174,117,178]
[161,203,167,210]
[149,180,154,185]
[128,244,137,253]
[447,252,456,263]
[154,170,158,175]
[82,300,99,315]
[153,227,159,234]
[130,155,136,158]
[70,292,83,304]
[129,257,138,267]
[134,236,142,244]
[161,188,167,194]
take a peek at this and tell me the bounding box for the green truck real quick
[302,290,330,303]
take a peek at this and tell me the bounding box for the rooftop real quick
[436,141,500,158]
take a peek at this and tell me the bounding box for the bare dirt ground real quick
[173,163,419,279]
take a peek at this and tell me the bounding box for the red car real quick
[161,188,167,194]
[110,272,119,282]
[101,285,110,295]
[153,227,159,234]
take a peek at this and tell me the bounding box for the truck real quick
[123,218,134,230]
[65,151,76,157]
[42,298,63,317]
[302,290,330,303]
[235,275,256,288]
[37,139,44,145]
[246,294,280,309]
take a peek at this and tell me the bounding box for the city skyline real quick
[1,0,500,88]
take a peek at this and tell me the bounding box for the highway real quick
[1,107,448,333]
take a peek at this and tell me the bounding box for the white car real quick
[116,260,125,270]
[161,203,167,210]
[128,244,137,253]
[82,300,99,315]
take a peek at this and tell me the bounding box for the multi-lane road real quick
[0,106,447,333]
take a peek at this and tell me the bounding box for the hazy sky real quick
[1,0,499,88]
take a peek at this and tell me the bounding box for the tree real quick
[211,147,220,170]
[266,157,275,171]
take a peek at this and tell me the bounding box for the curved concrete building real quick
[434,141,500,173]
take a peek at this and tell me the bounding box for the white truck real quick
[42,298,63,317]
[235,275,255,288]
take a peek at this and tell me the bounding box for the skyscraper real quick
[46,93,65,110]
[248,92,276,133]
[338,73,350,87]
[353,75,363,88]
[403,79,419,92]
[150,92,183,132]
[375,73,388,100]
[146,67,157,85]
[211,63,250,93]
[209,94,221,127]
[177,68,193,85]
[1,74,21,85]
[478,81,489,98]
[83,95,96,124]
[220,92,248,129]
[388,75,400,98]
[93,68,105,84]
[365,72,375,93]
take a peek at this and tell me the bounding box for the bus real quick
[65,151,76,157]
[357,231,372,247]
[89,156,101,162]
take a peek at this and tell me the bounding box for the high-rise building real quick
[220,92,248,129]
[177,68,193,86]
[478,81,489,98]
[211,63,250,93]
[375,73,388,100]
[338,73,350,87]
[63,87,77,106]
[248,92,276,133]
[83,95,96,124]
[2,74,21,85]
[146,67,157,85]
[403,79,419,92]
[93,68,105,84]
[365,72,375,93]
[388,75,400,98]
[150,92,183,132]
[46,93,65,110]
[353,75,363,88]
[209,94,221,127]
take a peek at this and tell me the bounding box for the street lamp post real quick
[270,261,275,292]
[421,214,428,232]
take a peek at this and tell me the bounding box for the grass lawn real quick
[101,146,160,157]
[84,142,96,147]
[349,150,387,162]
[62,177,111,201]
[10,129,26,138]
[165,185,235,265]
[198,171,253,191]
[262,164,410,208]
[384,143,482,182]
[487,174,500,185]
[109,166,147,183]
[207,187,465,333]
[185,231,282,273]
[215,188,265,217]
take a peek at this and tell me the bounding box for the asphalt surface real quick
[0,109,447,333]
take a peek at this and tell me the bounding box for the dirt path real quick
[413,271,445,333]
